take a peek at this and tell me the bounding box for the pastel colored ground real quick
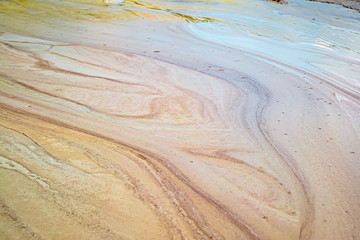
[0,0,359,239]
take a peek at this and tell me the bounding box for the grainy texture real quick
[308,0,360,11]
[0,0,360,240]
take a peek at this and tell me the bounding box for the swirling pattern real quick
[0,0,359,239]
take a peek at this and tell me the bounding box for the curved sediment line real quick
[0,36,308,239]
[0,101,261,240]
[1,12,359,238]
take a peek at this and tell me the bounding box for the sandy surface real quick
[0,0,360,239]
[309,0,360,11]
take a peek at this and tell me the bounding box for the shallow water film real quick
[0,0,360,239]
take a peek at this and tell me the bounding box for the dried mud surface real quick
[0,0,360,239]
